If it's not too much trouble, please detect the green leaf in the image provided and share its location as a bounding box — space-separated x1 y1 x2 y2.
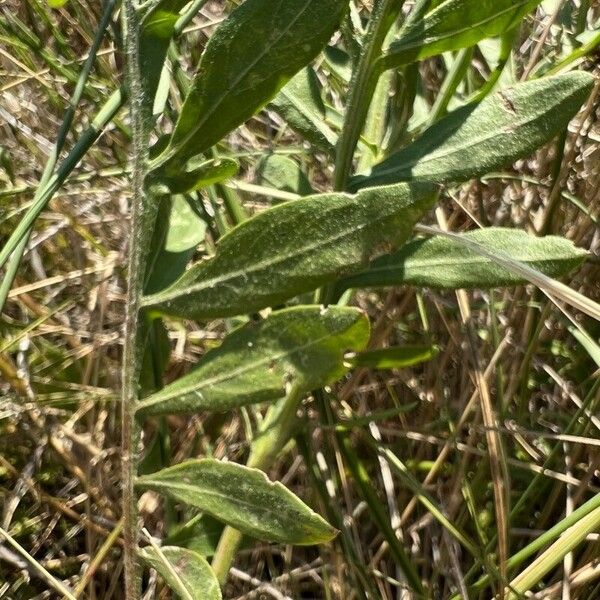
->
324 45 352 83
338 228 587 291
139 0 189 115
155 0 348 171
139 545 221 600
136 459 338 545
382 0 542 68
255 153 314 199
350 72 594 189
347 345 439 370
136 305 369 416
270 68 338 155
160 157 239 195
141 182 436 320
145 196 206 294
163 196 207 254
165 514 224 558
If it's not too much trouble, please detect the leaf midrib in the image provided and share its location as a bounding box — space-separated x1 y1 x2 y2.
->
368 84 569 181
138 476 317 539
142 194 411 307
362 254 576 275
387 0 532 56
137 321 355 409
158 0 316 166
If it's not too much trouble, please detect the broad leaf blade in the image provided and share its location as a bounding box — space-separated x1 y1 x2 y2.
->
350 72 594 189
338 228 587 290
136 306 369 416
270 68 338 155
141 182 436 319
156 0 348 170
139 545 221 600
382 0 542 68
136 459 338 545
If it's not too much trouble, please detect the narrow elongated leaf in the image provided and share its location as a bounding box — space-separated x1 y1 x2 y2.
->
139 0 189 114
270 68 338 155
347 345 439 370
136 459 338 545
338 228 587 291
136 306 369 416
140 182 436 319
350 72 594 189
382 0 542 68
161 157 239 194
139 546 221 600
155 0 348 171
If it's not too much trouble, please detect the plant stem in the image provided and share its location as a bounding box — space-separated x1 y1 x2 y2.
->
333 0 403 191
121 1 149 598
211 384 304 585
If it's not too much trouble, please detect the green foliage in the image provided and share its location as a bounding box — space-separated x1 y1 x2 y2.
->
6 0 597 597
348 344 439 369
382 0 543 68
136 459 338 545
159 157 239 195
271 68 338 155
139 0 190 116
350 72 594 189
144 195 206 294
139 546 221 600
141 182 435 319
339 228 588 290
255 153 314 198
153 0 348 173
136 306 369 416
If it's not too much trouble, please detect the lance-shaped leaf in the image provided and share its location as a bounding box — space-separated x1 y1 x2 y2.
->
140 182 436 320
347 345 439 370
136 459 338 545
139 546 221 600
338 228 587 291
154 0 348 171
139 0 189 115
136 306 369 416
350 72 594 190
270 68 338 155
381 0 542 69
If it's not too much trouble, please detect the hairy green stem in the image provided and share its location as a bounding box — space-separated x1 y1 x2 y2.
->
211 384 304 585
121 1 149 597
333 0 404 191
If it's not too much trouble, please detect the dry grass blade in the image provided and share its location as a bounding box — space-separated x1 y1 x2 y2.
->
0 525 77 600
415 224 600 321
505 504 600 599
